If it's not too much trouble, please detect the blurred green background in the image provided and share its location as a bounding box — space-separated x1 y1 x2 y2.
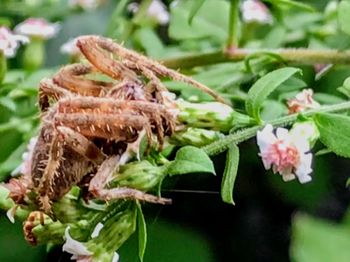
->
0 0 349 261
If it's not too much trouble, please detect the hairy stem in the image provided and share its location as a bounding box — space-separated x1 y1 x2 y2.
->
203 101 350 156
162 48 350 69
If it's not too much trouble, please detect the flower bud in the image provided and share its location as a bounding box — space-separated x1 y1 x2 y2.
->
111 160 165 191
289 120 320 148
176 100 253 132
170 127 223 147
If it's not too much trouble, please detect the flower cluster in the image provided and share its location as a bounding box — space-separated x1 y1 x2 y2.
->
128 0 170 25
256 123 317 184
287 89 320 114
0 27 29 58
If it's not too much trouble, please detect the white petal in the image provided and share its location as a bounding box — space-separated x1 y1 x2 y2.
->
112 252 119 262
6 206 16 223
256 124 276 152
281 173 296 182
91 222 103 238
295 153 313 183
63 227 92 257
275 127 289 140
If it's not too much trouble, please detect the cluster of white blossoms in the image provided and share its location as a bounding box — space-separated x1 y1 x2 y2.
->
128 0 170 25
241 0 272 24
257 89 320 184
0 27 29 58
14 18 60 40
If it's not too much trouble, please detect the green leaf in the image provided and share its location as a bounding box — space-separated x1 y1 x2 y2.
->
167 146 215 176
314 113 350 158
267 0 315 12
136 202 147 262
169 0 229 42
338 1 350 36
221 144 239 205
188 0 206 24
245 67 301 122
291 213 350 262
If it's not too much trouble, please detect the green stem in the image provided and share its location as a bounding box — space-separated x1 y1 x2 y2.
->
161 48 350 69
0 51 7 84
203 101 350 156
227 0 240 49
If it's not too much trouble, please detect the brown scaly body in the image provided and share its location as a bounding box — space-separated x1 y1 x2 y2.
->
5 35 224 221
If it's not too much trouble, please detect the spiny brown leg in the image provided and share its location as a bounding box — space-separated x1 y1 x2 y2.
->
54 112 150 142
77 35 226 103
53 64 113 97
39 78 72 112
56 126 106 165
76 36 138 81
37 131 62 214
89 156 171 205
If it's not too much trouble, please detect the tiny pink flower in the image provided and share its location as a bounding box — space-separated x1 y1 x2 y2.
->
287 89 320 114
60 38 80 56
257 124 312 183
15 18 60 39
241 0 272 24
0 27 29 58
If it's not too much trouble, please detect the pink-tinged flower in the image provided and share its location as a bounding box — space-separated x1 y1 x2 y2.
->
241 0 272 24
69 0 100 10
0 27 29 58
14 18 60 39
256 124 313 183
287 89 320 114
60 38 80 56
128 0 170 25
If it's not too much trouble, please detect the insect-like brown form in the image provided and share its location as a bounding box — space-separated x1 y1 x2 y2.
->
6 35 225 217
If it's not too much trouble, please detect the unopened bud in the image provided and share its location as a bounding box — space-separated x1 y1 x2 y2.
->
170 127 223 147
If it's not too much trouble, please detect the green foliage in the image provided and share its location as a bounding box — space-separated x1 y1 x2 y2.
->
136 202 147 262
221 144 239 205
314 113 350 158
245 67 301 122
338 1 350 36
167 146 215 176
291 213 350 262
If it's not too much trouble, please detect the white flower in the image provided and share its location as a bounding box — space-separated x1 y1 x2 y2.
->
256 124 313 183
69 0 99 10
63 226 119 262
241 0 272 24
287 89 320 114
15 18 60 39
0 27 29 58
60 38 80 56
128 0 170 25
63 227 92 261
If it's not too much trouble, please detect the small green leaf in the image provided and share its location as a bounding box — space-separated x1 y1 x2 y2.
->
338 1 350 36
221 144 239 205
188 0 205 24
136 202 147 262
245 67 301 122
314 113 350 158
167 146 215 176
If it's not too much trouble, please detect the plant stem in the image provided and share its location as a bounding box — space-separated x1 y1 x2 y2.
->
161 48 350 69
227 0 240 49
203 101 350 156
